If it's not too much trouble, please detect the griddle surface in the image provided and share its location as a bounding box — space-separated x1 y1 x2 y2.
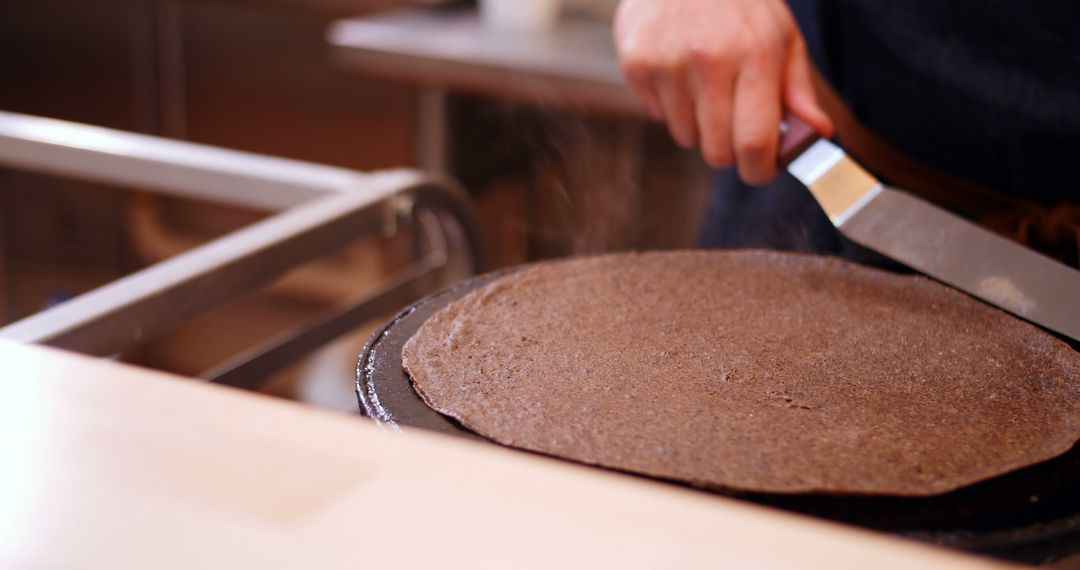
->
356 269 1080 565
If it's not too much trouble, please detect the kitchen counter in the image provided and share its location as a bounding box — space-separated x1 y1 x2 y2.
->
328 5 640 116
0 340 1013 569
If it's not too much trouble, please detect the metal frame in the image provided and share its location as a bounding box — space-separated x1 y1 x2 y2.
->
0 110 482 383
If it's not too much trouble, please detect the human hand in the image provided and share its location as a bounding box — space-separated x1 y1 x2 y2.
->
615 0 834 185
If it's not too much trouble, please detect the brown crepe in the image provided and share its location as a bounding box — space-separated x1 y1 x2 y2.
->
402 250 1080 496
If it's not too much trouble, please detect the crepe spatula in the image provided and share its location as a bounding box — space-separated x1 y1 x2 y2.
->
779 115 1080 342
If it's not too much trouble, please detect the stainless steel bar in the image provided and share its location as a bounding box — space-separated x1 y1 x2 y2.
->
197 188 485 388
200 257 443 388
406 183 486 280
0 172 477 356
0 110 368 210
0 110 482 368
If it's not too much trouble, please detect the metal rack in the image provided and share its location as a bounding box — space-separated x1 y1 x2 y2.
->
0 110 482 387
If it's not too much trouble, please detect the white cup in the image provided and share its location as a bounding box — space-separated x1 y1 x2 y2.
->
480 0 563 32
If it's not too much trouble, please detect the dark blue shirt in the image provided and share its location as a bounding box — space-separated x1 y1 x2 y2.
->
816 1 1080 204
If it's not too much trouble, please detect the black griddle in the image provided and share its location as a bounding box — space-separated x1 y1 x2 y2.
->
356 270 1080 566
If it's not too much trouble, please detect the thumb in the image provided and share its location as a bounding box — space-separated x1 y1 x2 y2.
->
783 37 834 138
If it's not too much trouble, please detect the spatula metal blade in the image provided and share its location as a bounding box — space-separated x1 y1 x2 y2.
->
788 139 1080 341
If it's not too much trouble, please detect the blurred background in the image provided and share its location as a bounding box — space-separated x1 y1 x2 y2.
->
0 0 709 411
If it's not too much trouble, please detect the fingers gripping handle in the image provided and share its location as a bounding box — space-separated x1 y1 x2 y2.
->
779 113 821 167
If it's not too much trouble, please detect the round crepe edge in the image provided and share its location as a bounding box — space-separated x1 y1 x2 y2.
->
402 250 1080 497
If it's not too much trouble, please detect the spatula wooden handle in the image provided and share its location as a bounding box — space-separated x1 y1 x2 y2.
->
779 113 821 167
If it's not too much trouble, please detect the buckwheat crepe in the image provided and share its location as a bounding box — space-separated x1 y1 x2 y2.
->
402 251 1080 496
